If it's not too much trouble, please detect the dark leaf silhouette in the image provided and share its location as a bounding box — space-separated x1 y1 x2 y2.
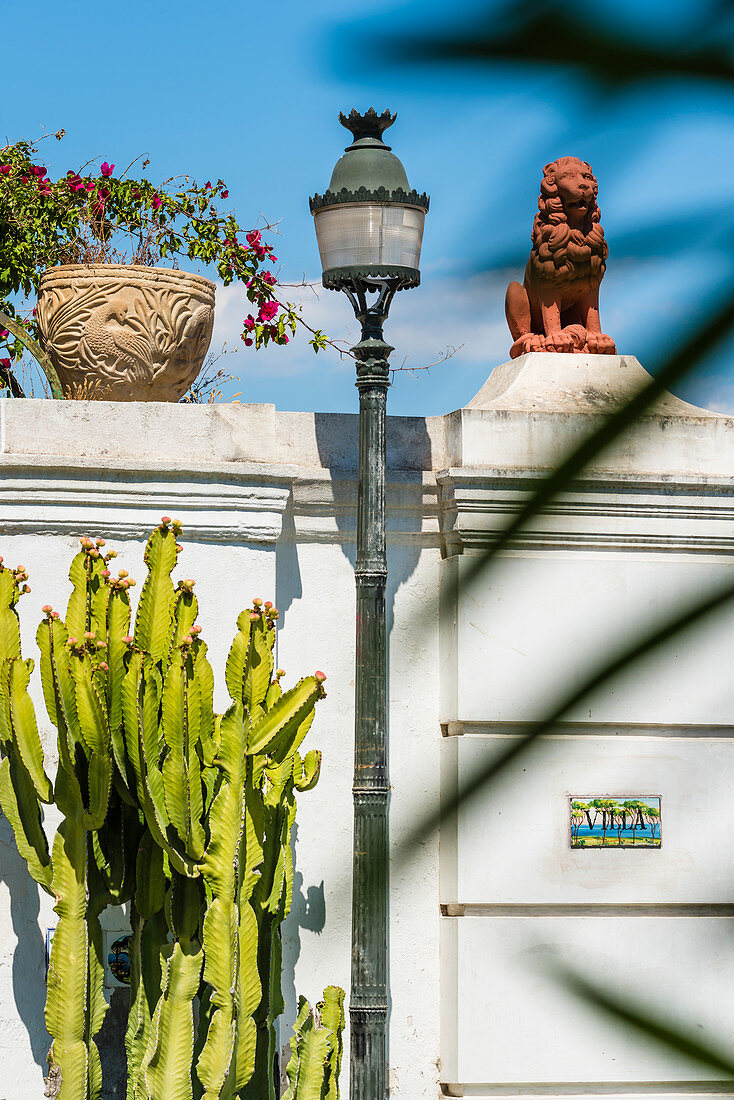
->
552 960 734 1078
406 572 734 853
380 0 734 89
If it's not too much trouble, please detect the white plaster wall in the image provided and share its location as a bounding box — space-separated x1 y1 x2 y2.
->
0 394 444 1099
437 354 734 1100
0 352 733 1100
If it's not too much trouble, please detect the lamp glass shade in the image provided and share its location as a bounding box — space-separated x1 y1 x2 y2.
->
314 203 425 276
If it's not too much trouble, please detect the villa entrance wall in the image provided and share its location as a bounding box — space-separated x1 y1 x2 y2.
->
0 352 732 1099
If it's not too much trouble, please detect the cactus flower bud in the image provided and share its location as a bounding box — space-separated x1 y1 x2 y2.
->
42 604 53 614
122 635 133 645
252 597 263 607
264 600 273 609
51 611 60 620
190 624 202 635
0 556 4 564
106 549 118 559
118 569 128 579
21 584 30 593
249 612 259 622
96 640 106 650
275 668 285 679
101 569 110 578
98 662 109 672
181 634 193 646
80 536 92 547
270 610 279 620
128 578 136 587
161 515 171 525
175 543 183 553
315 670 327 682
84 631 95 641
172 518 182 530
183 579 195 590
96 538 105 547
121 579 129 589
67 637 78 646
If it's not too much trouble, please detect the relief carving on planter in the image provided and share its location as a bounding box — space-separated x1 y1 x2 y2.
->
37 264 215 401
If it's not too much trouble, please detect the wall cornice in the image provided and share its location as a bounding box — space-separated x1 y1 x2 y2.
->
0 454 297 543
437 466 734 558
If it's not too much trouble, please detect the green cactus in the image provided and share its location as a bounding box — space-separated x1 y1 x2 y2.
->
282 987 345 1100
0 520 343 1100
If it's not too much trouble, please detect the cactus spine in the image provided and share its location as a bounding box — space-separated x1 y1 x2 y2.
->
0 522 342 1099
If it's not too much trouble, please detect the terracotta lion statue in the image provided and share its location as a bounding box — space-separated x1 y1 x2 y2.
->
505 156 616 358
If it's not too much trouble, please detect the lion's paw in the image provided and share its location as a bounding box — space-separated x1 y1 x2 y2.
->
510 333 545 359
587 332 617 354
545 329 574 353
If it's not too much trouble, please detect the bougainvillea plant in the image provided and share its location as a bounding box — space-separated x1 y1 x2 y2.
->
0 132 329 389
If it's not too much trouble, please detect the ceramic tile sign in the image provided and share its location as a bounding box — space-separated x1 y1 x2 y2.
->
104 930 132 988
570 796 661 849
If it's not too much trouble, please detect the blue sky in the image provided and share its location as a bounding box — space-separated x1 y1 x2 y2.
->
4 0 733 415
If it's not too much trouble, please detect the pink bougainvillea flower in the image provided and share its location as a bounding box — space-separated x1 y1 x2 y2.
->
31 165 47 177
221 190 229 198
0 165 12 175
258 301 278 323
100 162 114 177
86 181 95 191
246 230 261 247
262 272 276 286
151 194 162 210
243 337 253 347
98 187 110 200
243 316 256 331
270 255 278 263
0 330 8 339
205 180 212 189
0 358 11 368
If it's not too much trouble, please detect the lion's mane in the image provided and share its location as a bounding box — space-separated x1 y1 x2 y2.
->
528 156 608 284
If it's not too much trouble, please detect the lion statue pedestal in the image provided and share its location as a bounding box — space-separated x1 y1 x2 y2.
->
505 156 616 359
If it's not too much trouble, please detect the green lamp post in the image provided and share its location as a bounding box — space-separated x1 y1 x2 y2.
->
310 109 429 1099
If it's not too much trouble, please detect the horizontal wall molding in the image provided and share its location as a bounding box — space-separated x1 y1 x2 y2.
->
441 904 734 918
444 721 734 739
441 1083 734 1098
437 469 734 558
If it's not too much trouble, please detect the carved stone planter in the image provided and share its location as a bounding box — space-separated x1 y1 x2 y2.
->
36 264 215 401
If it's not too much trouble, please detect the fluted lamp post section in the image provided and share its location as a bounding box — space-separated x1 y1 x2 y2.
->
310 108 429 1099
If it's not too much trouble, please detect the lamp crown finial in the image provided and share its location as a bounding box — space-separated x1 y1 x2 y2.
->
338 108 396 144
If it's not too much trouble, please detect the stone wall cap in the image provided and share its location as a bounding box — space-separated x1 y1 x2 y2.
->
466 352 725 418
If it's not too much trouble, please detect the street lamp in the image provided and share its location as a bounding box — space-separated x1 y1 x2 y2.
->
310 108 429 1099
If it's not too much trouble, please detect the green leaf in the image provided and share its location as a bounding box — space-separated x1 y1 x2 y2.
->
243 614 274 712
225 610 252 705
0 755 52 891
134 526 178 661
248 677 322 756
141 941 203 1100
7 657 52 802
294 749 322 793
